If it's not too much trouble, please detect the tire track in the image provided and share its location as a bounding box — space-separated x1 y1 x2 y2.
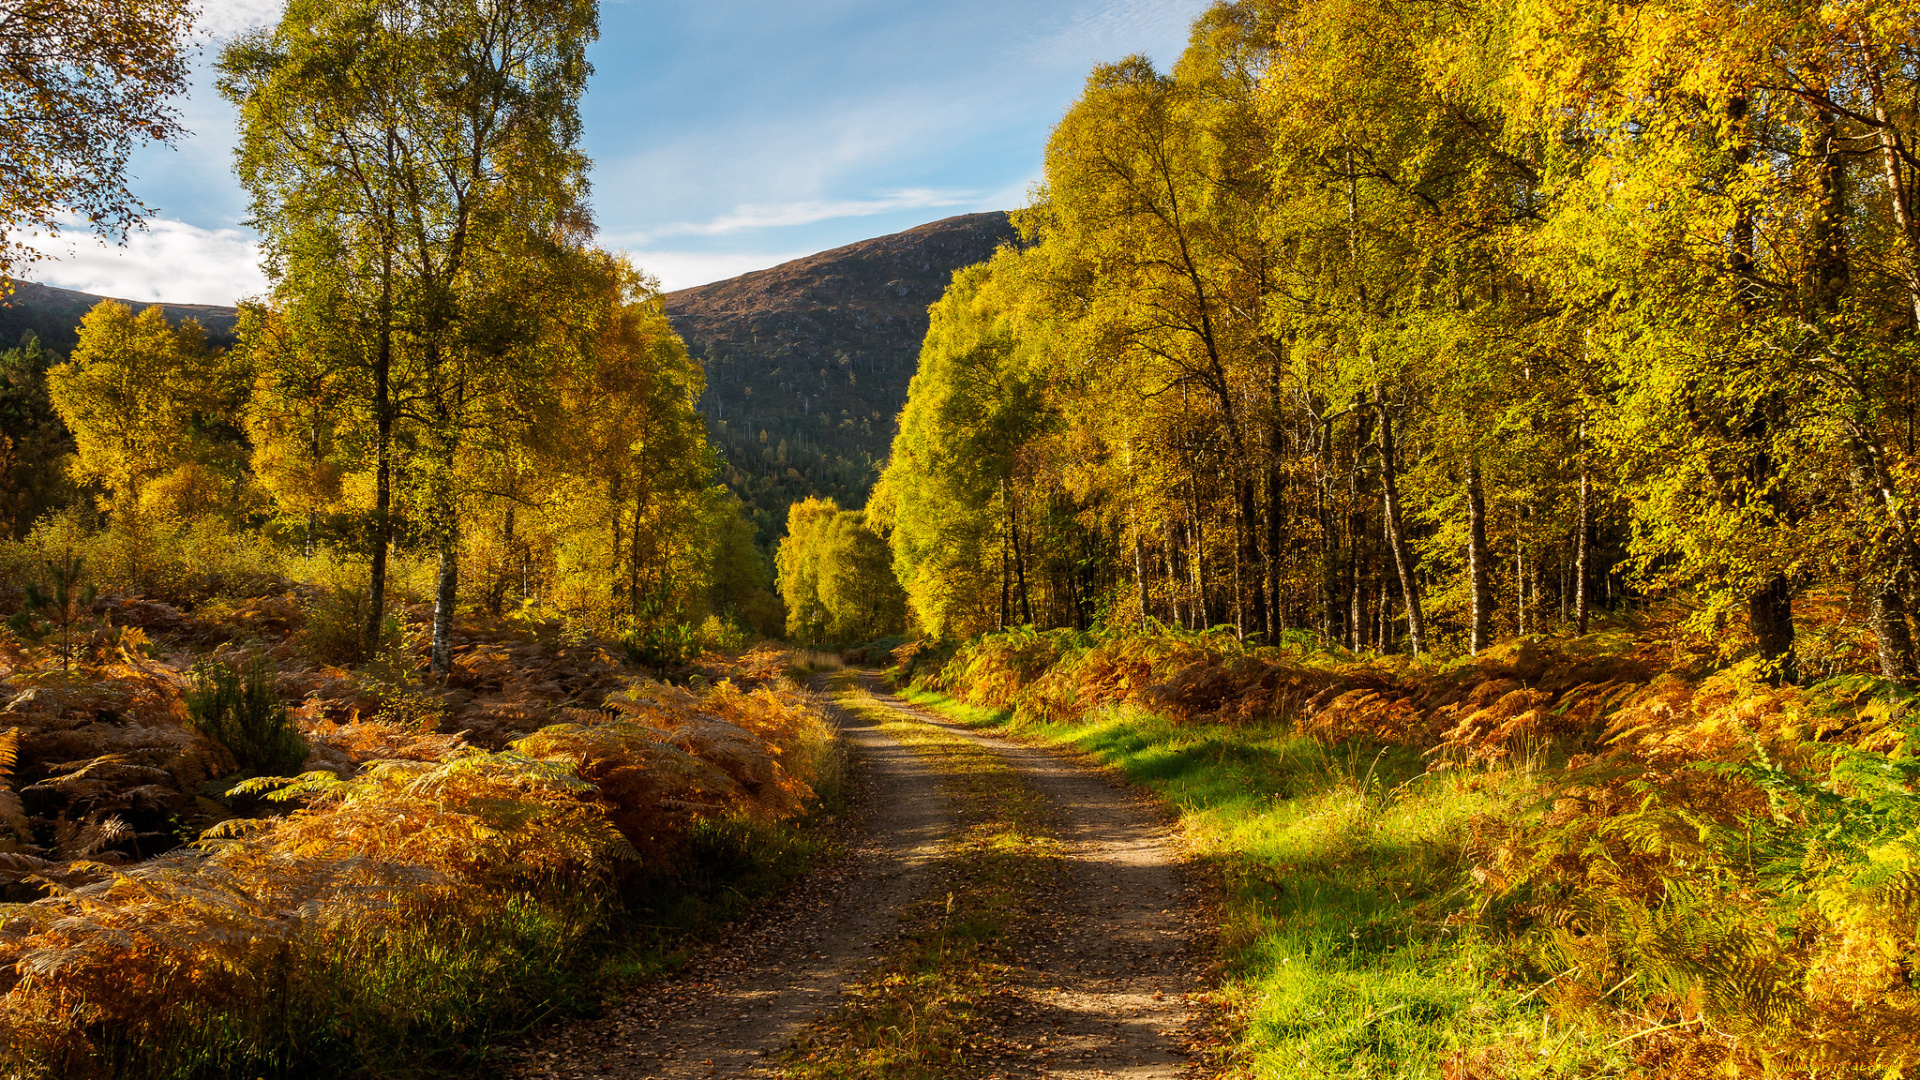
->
856 677 1200 1079
503 682 952 1079
504 674 1201 1079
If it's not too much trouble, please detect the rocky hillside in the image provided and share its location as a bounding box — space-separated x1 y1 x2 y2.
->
0 280 240 354
666 211 1016 543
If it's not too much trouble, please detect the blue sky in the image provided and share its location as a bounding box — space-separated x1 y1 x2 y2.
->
26 0 1211 304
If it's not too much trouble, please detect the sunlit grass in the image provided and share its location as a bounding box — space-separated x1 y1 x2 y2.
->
897 688 1604 1078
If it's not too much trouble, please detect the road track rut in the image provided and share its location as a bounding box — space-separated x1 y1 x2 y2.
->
505 676 1200 1079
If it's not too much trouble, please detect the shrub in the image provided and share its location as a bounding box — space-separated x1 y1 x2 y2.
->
294 584 406 667
183 656 308 776
624 622 699 668
5 510 284 604
0 673 837 1078
698 614 753 654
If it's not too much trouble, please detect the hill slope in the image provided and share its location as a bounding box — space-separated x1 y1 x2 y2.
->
0 214 1015 547
666 211 1016 542
0 280 240 354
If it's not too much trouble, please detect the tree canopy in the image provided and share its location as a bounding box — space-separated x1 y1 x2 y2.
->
0 0 194 279
871 0 1920 684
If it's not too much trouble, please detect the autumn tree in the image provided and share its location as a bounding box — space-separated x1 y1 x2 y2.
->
1507 0 1920 680
1031 46 1278 639
0 0 194 279
223 0 597 673
777 496 907 645
880 0 1610 659
875 256 1055 638
46 302 244 519
238 303 351 556
535 252 709 624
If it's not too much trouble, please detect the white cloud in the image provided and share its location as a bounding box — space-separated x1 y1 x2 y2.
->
195 0 284 40
621 249 812 293
639 188 975 241
22 221 794 303
23 219 266 306
587 82 1016 246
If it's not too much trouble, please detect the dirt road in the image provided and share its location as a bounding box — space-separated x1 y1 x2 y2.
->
504 677 1200 1079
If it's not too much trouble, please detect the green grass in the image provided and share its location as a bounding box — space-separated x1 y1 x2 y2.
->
897 688 1598 1078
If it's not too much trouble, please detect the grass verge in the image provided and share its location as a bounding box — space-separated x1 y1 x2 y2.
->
896 687 1595 1078
781 684 1057 1080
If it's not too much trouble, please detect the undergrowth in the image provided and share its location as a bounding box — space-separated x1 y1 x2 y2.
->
0 670 845 1079
904 625 1920 1078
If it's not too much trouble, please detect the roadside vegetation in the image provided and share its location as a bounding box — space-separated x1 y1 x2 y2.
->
894 623 1920 1077
0 566 842 1078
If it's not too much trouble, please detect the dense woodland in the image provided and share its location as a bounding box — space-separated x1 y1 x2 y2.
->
839 4 1920 1071
862 0 1920 686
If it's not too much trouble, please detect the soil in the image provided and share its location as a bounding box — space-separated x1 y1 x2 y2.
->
502 676 1202 1079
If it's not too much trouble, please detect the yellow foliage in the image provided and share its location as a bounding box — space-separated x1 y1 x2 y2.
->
0 669 834 1076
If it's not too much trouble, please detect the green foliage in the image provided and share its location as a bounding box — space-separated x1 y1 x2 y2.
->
220 0 607 673
183 656 309 776
0 335 76 539
623 622 699 669
775 496 909 645
7 551 98 670
704 489 784 636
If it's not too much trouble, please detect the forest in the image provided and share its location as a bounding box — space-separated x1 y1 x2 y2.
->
803 0 1920 1073
3 0 1920 1075
869 0 1920 678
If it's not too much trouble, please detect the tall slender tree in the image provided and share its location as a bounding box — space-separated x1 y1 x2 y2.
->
222 0 597 674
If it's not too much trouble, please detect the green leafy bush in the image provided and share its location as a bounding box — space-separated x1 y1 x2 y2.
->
697 614 752 654
624 623 699 668
184 656 308 775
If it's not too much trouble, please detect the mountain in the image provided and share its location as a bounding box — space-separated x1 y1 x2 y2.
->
665 211 1017 544
0 214 1016 547
0 280 241 355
